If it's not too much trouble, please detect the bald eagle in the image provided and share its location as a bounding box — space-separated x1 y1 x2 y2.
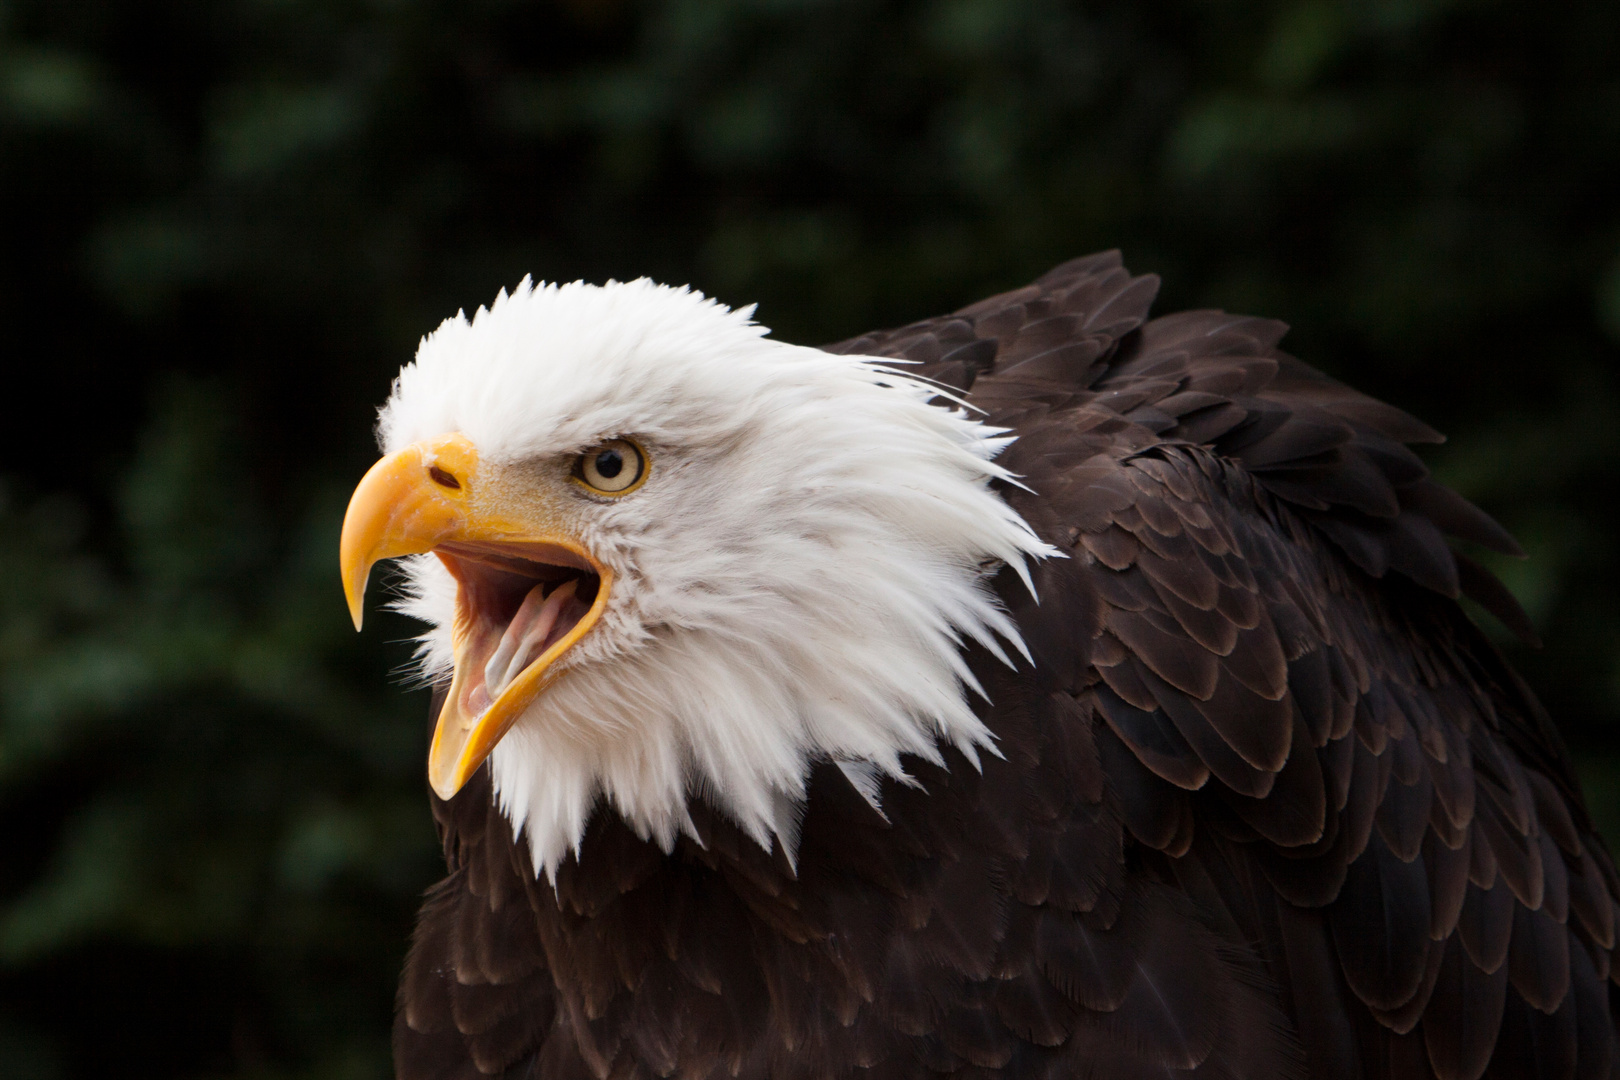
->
341 252 1619 1080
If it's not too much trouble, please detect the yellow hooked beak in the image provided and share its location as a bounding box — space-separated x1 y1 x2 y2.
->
340 433 612 800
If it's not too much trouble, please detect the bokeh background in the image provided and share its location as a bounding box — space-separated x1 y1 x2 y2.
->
1 0 1617 1076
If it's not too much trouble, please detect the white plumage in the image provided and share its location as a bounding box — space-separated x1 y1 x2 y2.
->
382 278 1053 877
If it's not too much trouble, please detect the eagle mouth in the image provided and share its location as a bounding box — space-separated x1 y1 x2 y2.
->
338 432 617 799
436 540 604 720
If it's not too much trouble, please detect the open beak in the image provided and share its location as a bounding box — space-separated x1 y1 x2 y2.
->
340 433 612 799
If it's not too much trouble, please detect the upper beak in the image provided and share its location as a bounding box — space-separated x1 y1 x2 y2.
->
340 433 612 799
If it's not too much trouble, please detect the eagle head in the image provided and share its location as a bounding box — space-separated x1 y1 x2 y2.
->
341 278 1052 877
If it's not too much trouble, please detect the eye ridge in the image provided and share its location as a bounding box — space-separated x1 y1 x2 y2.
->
574 438 648 496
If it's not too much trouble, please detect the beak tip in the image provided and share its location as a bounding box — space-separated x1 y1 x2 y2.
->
427 740 473 801
429 771 465 802
342 565 369 632
343 588 365 632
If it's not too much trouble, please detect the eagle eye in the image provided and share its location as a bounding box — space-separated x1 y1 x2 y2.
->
574 438 648 496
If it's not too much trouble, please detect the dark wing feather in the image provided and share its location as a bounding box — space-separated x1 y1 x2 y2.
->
953 259 1617 1079
397 253 1618 1080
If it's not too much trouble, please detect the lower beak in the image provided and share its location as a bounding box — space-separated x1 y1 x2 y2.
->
339 433 611 799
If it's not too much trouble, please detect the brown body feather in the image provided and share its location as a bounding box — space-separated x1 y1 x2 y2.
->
395 253 1620 1080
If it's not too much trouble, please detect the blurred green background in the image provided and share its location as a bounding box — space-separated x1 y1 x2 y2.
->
1 0 1617 1076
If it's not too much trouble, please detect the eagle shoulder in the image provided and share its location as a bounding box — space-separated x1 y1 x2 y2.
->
851 252 1618 1080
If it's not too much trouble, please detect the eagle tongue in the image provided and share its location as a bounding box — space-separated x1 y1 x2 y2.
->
484 579 578 697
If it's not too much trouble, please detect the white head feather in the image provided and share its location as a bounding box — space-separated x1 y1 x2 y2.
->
379 277 1053 878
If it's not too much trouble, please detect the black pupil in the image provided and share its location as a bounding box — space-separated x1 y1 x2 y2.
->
595 449 624 479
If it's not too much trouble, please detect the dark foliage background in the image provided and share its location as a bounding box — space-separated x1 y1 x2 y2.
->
0 0 1617 1076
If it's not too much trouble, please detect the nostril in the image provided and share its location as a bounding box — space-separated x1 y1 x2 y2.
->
429 466 461 490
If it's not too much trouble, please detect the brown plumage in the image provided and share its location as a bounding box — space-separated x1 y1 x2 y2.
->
394 253 1620 1080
